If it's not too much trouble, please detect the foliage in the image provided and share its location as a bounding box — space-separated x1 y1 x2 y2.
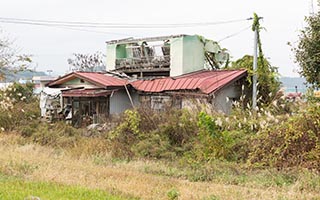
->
167 188 179 200
106 108 198 160
2 82 34 103
0 83 39 131
67 51 105 72
28 122 82 148
107 110 142 158
192 111 235 161
293 10 320 88
230 55 280 105
0 30 32 80
248 103 320 171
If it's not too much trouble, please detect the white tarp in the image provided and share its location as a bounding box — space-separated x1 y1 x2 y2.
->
39 87 62 117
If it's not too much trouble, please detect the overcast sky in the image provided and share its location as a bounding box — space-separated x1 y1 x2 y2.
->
0 0 318 77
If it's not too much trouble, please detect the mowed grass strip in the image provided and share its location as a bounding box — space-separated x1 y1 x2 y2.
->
0 174 128 200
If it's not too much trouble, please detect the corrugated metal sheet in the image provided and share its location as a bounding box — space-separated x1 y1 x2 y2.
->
76 72 127 87
48 70 247 95
47 72 127 88
131 69 247 94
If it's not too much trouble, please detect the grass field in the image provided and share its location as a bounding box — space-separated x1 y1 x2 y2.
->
0 133 319 200
0 174 127 200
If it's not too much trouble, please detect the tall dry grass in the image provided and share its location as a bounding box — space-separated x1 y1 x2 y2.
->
0 133 319 200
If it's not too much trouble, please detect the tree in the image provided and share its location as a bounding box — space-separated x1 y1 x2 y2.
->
67 52 105 72
230 55 280 105
294 5 320 88
0 30 32 81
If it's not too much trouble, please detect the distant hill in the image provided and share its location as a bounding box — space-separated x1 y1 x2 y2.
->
280 77 308 93
1 70 47 82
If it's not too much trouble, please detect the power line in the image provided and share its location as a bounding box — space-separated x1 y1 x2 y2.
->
0 17 251 29
0 19 140 37
218 25 251 42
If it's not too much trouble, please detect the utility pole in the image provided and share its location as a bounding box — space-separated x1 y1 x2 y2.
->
252 25 258 111
252 14 262 111
310 0 314 14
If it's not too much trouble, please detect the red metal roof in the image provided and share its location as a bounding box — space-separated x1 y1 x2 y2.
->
47 72 127 88
130 69 247 94
48 70 247 95
62 88 113 97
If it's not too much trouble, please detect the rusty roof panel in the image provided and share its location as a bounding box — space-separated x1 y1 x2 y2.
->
49 69 247 95
131 69 247 94
75 72 127 87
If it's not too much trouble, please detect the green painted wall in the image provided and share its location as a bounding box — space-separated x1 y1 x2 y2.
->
170 35 205 76
60 78 97 88
182 35 205 74
170 37 184 76
106 44 117 71
116 44 127 58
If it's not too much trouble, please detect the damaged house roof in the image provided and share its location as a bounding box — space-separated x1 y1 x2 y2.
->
46 71 127 88
130 69 247 94
47 69 247 96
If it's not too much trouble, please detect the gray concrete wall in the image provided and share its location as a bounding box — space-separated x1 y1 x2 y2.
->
213 83 242 114
109 88 139 115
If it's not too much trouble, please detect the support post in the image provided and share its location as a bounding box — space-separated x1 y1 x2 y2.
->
124 84 135 108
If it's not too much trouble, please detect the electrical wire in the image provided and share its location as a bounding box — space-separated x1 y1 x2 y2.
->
218 25 252 42
0 16 253 39
0 17 252 28
0 19 140 37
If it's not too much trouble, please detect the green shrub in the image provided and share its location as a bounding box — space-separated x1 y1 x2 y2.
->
106 108 198 160
248 103 320 171
0 83 39 132
29 122 82 148
0 101 40 132
3 82 35 103
167 188 179 200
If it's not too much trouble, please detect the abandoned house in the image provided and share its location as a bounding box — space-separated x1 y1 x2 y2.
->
45 34 248 125
46 71 138 125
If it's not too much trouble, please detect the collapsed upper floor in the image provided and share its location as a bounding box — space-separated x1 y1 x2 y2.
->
106 34 229 77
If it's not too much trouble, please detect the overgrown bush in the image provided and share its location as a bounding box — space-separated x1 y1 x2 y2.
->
248 103 320 171
106 108 198 160
0 82 39 131
29 122 82 148
185 112 236 162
